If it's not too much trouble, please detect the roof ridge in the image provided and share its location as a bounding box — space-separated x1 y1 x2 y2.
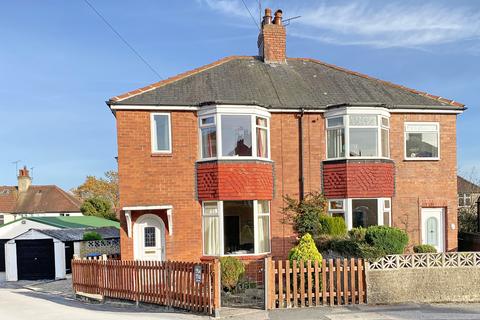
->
289 58 464 108
109 55 254 103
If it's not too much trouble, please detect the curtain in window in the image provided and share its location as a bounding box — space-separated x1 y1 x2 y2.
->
327 128 345 158
203 216 220 255
257 127 268 158
201 127 217 158
257 215 270 253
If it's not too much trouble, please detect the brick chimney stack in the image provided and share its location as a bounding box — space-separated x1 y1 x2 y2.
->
18 166 31 193
257 8 286 64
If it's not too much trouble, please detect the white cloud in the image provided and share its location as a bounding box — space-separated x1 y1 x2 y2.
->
199 0 480 50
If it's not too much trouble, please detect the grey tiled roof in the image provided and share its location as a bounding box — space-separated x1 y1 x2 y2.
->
36 227 119 242
110 57 463 110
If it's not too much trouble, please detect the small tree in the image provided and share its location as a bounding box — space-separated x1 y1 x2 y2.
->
283 192 327 238
220 257 245 291
288 233 323 265
81 197 118 221
83 231 103 241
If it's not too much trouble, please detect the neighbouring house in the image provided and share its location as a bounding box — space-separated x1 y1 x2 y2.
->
0 216 119 281
0 167 83 225
458 176 480 211
107 8 465 261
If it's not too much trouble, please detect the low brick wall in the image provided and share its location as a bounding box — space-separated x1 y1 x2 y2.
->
367 253 480 304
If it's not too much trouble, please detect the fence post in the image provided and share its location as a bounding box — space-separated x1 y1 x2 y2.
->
213 259 221 318
264 256 274 310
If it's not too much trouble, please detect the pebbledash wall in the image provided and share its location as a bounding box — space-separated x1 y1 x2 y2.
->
116 110 458 261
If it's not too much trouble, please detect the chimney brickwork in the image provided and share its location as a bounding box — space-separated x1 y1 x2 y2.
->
258 8 286 64
18 166 31 193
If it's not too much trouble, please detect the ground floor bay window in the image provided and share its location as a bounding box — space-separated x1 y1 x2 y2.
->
202 200 270 256
327 198 391 229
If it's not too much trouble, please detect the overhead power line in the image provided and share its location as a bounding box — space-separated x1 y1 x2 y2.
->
82 0 163 79
241 0 260 30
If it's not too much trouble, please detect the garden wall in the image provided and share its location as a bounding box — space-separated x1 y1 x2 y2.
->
367 252 480 304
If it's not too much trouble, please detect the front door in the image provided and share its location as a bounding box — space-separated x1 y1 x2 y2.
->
134 214 165 261
421 208 445 252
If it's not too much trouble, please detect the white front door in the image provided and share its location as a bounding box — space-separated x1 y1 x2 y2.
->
134 214 166 261
421 208 445 252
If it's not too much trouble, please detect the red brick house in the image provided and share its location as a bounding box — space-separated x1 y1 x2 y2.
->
108 9 464 261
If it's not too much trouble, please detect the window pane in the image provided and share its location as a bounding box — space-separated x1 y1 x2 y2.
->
257 200 270 214
383 211 391 227
256 117 268 127
153 115 170 151
349 128 377 157
257 215 270 253
203 202 218 216
327 117 343 127
203 216 220 255
352 199 378 228
384 199 391 209
381 128 389 157
329 200 344 210
349 115 377 126
201 117 214 126
221 115 252 156
465 195 472 206
223 201 254 254
201 127 217 158
406 132 438 158
327 128 345 158
257 127 268 158
144 227 156 247
381 117 389 127
459 197 465 207
426 217 438 246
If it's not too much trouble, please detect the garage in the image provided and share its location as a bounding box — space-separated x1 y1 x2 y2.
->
16 239 55 280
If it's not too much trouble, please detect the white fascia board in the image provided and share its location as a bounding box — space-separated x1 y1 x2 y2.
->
389 108 464 114
110 105 198 111
198 104 271 118
122 205 173 211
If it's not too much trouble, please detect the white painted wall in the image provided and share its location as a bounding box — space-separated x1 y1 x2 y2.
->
0 213 15 224
13 212 83 219
5 230 66 281
0 220 60 240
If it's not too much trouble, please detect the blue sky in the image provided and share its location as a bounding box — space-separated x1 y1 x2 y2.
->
0 0 479 190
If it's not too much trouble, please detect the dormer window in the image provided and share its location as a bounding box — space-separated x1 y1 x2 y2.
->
198 106 271 161
326 108 390 160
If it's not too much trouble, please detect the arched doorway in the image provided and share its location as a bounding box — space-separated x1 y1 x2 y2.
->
134 214 166 261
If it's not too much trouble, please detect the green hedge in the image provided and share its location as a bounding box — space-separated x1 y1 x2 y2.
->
413 244 437 253
365 226 409 255
319 215 347 237
83 231 103 241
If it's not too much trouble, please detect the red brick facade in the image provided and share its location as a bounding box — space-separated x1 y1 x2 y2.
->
323 161 395 198
115 109 459 261
196 161 274 201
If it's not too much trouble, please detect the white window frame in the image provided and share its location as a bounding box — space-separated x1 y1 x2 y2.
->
199 115 217 160
325 107 390 160
331 198 391 230
458 193 472 208
328 199 345 212
404 122 440 161
151 113 172 154
201 200 271 256
197 105 271 161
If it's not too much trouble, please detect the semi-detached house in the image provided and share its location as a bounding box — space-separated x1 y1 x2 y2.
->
108 8 465 262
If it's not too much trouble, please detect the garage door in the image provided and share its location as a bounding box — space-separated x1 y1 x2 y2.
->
16 239 55 280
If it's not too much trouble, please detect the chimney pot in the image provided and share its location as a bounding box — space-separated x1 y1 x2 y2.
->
263 8 272 25
273 9 283 25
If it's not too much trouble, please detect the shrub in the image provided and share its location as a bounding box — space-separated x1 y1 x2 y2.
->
81 197 117 221
83 231 103 241
283 192 327 237
288 233 323 265
365 226 409 255
413 244 437 253
348 227 367 242
220 257 245 291
319 215 347 237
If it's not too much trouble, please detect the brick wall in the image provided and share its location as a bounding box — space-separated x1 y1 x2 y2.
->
323 160 395 198
116 110 459 261
258 23 286 63
196 161 274 201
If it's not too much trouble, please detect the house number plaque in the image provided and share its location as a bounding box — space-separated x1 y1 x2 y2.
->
194 265 202 284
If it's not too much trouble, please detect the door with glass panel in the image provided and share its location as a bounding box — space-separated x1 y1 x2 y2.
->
421 208 445 252
134 214 166 260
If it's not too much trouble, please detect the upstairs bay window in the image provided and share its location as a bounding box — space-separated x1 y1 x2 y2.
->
326 112 390 159
199 110 270 160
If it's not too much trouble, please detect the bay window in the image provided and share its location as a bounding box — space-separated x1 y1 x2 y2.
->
405 122 439 160
326 111 390 159
202 200 271 256
198 107 270 160
327 198 391 229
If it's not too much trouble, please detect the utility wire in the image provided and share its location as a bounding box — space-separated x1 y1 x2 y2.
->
82 0 163 79
241 0 260 30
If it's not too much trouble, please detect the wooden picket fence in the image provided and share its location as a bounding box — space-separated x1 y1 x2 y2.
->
72 259 220 315
267 258 366 308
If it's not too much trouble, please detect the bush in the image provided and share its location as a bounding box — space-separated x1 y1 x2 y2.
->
288 233 323 265
283 192 327 238
348 227 367 242
319 215 347 237
81 197 118 221
83 231 103 241
220 257 245 291
413 244 437 253
365 226 409 255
